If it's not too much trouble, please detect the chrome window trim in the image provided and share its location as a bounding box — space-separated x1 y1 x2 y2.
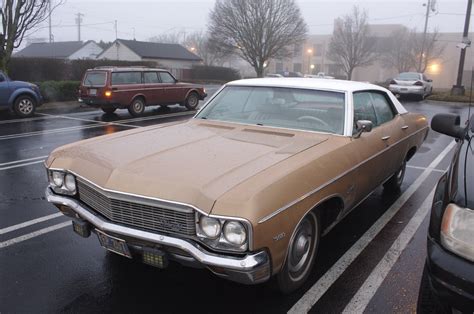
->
258 125 429 224
45 167 253 250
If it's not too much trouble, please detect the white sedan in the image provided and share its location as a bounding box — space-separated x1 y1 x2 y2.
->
388 72 433 100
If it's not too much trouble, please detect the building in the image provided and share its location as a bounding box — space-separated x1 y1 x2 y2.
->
97 39 203 79
268 24 473 89
14 41 103 60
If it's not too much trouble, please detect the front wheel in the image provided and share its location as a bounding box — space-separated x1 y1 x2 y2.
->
13 95 36 118
184 92 199 110
277 211 320 294
384 159 406 192
128 98 145 117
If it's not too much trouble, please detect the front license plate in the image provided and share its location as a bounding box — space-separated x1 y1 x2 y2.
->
96 229 132 258
89 89 97 96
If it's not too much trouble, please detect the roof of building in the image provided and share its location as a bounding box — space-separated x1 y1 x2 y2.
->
113 39 202 61
14 41 95 58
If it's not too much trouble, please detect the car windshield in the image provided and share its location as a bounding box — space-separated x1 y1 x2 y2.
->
83 72 106 87
196 86 346 134
396 72 420 81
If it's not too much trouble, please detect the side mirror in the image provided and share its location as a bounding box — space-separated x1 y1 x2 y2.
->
431 113 466 139
354 120 373 138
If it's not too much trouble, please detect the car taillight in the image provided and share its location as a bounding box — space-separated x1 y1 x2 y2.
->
104 90 112 97
390 80 396 85
414 81 423 86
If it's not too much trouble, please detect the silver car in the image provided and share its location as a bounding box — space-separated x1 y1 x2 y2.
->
389 72 433 100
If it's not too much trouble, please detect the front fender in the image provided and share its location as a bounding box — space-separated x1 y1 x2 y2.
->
8 88 41 108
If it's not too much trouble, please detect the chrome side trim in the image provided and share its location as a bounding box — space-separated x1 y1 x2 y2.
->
46 187 267 272
258 125 428 224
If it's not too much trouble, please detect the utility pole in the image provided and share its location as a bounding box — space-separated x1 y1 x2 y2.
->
452 0 472 96
114 20 118 40
75 13 84 41
418 0 432 72
48 0 53 43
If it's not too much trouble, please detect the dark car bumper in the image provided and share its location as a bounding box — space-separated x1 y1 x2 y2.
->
79 97 117 108
426 238 474 312
200 93 208 100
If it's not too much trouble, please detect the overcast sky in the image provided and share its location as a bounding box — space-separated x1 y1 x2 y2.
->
25 0 470 45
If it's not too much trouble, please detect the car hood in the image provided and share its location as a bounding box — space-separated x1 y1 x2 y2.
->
47 120 328 213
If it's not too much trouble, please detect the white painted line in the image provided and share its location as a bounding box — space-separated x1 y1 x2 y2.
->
0 213 64 235
0 115 58 124
407 165 445 173
0 155 48 167
342 187 435 313
0 159 45 171
288 141 456 314
0 221 71 249
36 113 140 128
0 124 101 140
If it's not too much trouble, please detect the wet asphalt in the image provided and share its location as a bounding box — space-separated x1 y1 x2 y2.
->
0 93 471 313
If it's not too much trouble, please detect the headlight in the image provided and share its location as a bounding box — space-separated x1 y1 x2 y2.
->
48 170 77 196
64 174 76 193
52 171 64 187
197 214 250 252
223 221 247 245
440 203 474 262
199 216 221 239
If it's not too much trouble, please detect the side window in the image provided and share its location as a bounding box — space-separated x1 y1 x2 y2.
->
370 92 395 125
111 72 142 85
144 72 159 84
158 72 176 83
353 92 377 127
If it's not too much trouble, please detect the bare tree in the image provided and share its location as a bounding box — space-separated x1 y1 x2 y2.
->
1 0 62 73
380 28 445 73
183 31 232 66
149 31 186 44
208 0 307 77
328 6 376 80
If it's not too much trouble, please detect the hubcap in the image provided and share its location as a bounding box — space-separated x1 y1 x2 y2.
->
288 216 316 280
19 99 33 114
133 101 143 112
188 95 198 107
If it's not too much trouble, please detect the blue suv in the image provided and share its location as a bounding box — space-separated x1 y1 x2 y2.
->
0 71 43 117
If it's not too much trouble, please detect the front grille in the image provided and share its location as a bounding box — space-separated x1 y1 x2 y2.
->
77 178 196 236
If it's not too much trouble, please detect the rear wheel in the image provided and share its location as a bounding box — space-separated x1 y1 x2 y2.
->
184 92 199 110
128 98 145 116
101 107 117 114
277 211 320 294
13 95 36 118
384 159 406 192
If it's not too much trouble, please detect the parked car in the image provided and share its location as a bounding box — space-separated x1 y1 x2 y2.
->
265 73 283 78
78 67 207 116
304 72 335 79
45 78 428 293
388 72 433 100
0 70 43 118
417 113 473 313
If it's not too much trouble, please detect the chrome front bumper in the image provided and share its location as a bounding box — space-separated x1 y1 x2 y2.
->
46 188 271 285
389 85 425 95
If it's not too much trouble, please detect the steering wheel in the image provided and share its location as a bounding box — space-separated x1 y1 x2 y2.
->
297 115 330 127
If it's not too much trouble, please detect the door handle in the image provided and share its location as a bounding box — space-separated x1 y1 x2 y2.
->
381 136 391 141
401 125 409 130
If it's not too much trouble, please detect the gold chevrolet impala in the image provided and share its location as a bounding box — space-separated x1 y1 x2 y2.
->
45 78 428 292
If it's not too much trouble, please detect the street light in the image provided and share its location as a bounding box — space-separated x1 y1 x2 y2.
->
307 49 313 74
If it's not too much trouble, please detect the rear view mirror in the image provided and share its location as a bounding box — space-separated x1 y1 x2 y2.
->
354 120 373 138
431 113 466 140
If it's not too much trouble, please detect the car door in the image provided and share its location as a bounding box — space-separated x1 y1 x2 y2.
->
158 71 180 104
111 72 143 106
0 72 11 107
350 91 395 201
370 91 408 177
143 72 163 105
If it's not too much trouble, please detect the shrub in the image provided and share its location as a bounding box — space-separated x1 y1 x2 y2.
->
190 65 240 83
37 81 81 102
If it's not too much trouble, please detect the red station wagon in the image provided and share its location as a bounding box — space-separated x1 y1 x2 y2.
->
78 67 207 116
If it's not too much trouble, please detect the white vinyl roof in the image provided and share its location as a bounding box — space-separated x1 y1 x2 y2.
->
226 77 407 114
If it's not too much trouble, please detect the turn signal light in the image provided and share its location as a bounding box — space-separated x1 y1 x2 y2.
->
104 90 112 97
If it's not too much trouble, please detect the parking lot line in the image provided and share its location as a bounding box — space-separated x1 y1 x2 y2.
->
36 113 141 128
0 124 102 140
0 159 45 171
342 187 435 313
0 212 64 235
0 155 48 167
288 140 456 314
0 221 71 249
407 165 445 173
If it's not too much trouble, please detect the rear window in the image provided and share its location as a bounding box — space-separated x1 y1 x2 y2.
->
111 72 142 85
396 72 420 81
83 72 106 87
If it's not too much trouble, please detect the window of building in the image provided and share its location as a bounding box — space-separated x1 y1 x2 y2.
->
293 63 302 73
275 62 284 73
314 44 323 56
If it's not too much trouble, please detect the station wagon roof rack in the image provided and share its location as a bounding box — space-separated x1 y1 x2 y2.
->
91 66 167 72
